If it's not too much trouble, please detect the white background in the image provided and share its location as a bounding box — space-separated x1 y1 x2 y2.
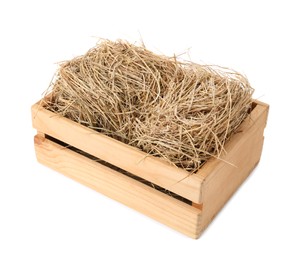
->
1 0 296 259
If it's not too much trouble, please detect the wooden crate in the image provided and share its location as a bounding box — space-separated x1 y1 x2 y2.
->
31 99 268 238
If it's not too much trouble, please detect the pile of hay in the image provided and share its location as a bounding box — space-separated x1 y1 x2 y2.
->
44 39 253 173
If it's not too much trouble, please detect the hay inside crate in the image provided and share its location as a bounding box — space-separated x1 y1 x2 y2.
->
44 40 254 174
32 40 268 238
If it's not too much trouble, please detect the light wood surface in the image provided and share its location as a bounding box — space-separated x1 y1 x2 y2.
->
32 103 202 203
197 102 269 233
34 134 201 238
32 100 268 238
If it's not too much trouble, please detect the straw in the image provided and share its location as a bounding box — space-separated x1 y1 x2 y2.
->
43 39 254 173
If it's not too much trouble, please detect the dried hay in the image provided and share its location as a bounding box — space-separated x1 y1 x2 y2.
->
43 39 254 173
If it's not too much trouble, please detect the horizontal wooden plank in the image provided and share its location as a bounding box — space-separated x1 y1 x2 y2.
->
34 134 201 238
32 103 202 203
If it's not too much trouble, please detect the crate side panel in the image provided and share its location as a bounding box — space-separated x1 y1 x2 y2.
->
34 135 201 238
32 103 202 203
198 102 268 233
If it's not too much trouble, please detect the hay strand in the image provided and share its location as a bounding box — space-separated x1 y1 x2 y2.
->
43 39 254 173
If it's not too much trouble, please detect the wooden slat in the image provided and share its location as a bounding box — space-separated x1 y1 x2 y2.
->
34 135 201 238
32 103 202 203
197 102 269 233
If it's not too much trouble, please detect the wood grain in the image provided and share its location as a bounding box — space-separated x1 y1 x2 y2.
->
197 102 269 233
34 135 201 238
32 104 202 203
32 99 268 238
